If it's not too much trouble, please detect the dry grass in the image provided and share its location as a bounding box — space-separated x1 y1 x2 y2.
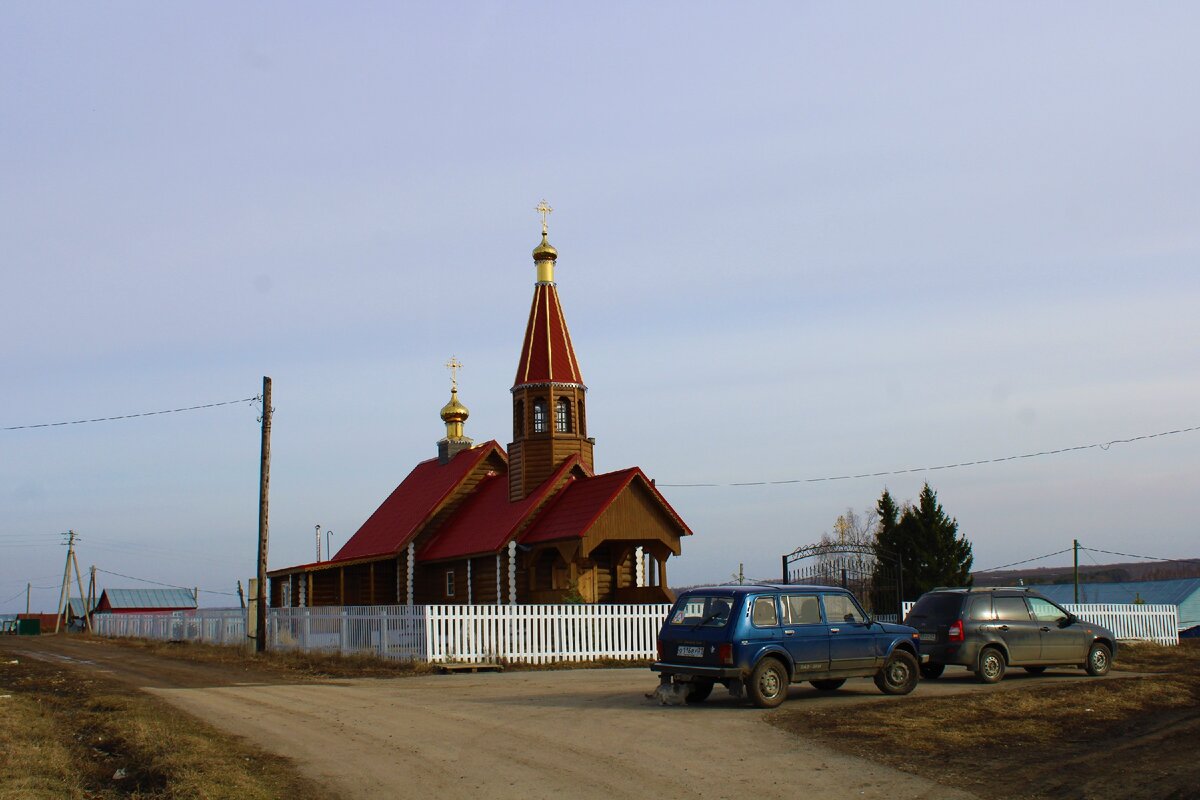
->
0 655 333 800
771 639 1200 800
99 634 649 677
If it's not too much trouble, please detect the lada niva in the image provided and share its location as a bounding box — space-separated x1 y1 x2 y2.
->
652 584 924 707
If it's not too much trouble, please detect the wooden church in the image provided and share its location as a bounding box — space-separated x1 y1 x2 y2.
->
268 206 691 607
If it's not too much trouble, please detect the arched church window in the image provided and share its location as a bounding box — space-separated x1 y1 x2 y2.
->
532 399 547 433
555 397 571 432
514 400 525 436
578 399 586 436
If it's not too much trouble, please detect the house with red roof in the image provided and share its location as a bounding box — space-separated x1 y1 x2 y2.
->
267 210 691 606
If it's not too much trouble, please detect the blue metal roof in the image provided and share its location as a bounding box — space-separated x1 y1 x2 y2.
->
1036 578 1200 607
67 598 90 616
100 588 197 610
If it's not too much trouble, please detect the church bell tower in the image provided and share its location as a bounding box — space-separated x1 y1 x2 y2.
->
508 201 594 501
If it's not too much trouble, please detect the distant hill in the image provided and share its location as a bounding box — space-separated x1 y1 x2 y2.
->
973 559 1200 587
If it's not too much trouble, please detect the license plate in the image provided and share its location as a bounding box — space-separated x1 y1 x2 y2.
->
677 645 704 657
920 632 937 642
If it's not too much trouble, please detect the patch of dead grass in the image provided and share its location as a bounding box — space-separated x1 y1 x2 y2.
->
0 654 333 800
771 640 1200 800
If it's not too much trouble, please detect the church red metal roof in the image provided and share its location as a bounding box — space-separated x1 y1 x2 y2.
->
519 467 692 546
513 283 583 388
331 442 502 562
417 456 586 562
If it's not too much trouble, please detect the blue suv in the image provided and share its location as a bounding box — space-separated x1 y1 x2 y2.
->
652 584 924 707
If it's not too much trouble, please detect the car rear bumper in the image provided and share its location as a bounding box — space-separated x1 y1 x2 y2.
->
651 661 743 679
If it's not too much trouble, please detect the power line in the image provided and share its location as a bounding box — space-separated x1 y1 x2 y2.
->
658 423 1200 487
1080 547 1200 567
975 548 1074 573
3 396 260 432
93 568 238 597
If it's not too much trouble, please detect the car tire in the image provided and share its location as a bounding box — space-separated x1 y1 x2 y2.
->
748 658 789 708
1086 643 1111 677
976 646 1006 684
874 650 919 695
920 663 945 680
685 680 714 703
1024 666 1047 675
810 678 846 692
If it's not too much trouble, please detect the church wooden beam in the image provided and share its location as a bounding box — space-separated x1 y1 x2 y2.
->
339 567 345 605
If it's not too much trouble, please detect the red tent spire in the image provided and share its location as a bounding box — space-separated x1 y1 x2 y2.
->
513 201 584 389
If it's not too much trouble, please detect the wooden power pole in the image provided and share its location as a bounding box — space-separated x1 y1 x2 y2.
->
255 376 273 653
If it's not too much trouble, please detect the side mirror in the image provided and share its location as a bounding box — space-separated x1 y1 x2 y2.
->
1061 613 1076 627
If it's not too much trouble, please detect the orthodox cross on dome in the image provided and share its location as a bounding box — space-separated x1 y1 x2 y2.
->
445 356 463 390
535 199 553 235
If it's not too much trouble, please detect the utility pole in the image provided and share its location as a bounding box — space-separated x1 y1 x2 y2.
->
87 566 96 617
315 524 322 563
1073 538 1080 604
237 579 245 609
26 583 30 615
54 530 78 633
71 546 90 633
255 376 273 653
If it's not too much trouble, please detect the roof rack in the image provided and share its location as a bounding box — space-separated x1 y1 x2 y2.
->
929 586 1040 593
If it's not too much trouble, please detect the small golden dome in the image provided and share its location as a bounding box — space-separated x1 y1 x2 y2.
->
532 232 558 262
440 388 469 423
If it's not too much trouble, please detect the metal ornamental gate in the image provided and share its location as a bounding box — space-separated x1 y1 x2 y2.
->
781 543 904 621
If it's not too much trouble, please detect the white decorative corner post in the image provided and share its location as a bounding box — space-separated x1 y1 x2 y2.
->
466 558 473 604
635 546 645 588
495 554 502 605
406 542 415 605
508 540 517 605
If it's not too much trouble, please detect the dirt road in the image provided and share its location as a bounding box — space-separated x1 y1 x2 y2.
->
4 636 999 799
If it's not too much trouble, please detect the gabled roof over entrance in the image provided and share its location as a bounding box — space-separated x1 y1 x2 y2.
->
520 466 692 548
332 441 504 562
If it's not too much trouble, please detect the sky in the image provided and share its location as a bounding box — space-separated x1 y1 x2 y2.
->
3 4 1198 613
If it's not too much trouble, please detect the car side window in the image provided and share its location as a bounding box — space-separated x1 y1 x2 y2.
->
967 596 995 620
1028 597 1068 624
782 595 822 625
822 593 866 624
751 596 780 627
993 596 1032 621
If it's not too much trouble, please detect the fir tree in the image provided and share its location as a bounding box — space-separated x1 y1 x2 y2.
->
874 483 973 600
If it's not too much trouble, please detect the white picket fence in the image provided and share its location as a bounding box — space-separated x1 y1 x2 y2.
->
94 608 246 645
96 604 672 663
900 601 1179 646
94 599 1179 661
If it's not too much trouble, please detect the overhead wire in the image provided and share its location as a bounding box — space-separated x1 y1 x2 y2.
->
3 396 260 432
1080 547 1200 567
657 423 1200 487
94 568 238 597
975 548 1074 573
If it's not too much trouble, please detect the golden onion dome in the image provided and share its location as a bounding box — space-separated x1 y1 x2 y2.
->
532 232 558 262
440 388 469 423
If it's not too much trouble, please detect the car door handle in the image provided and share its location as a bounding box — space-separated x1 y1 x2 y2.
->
784 630 795 636
829 628 840 634
1040 626 1051 632
997 625 1009 631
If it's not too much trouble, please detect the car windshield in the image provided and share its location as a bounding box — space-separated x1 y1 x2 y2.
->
906 593 964 622
669 595 734 627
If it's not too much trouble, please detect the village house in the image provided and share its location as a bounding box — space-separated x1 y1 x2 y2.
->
267 208 692 607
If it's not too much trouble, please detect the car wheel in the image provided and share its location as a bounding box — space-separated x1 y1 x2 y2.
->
1024 666 1047 675
810 678 846 692
685 680 714 703
748 658 789 708
920 663 945 680
976 646 1006 684
1086 643 1111 677
874 650 919 695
